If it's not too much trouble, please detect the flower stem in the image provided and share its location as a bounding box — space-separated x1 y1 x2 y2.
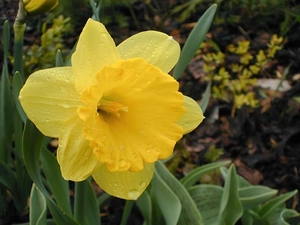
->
13 0 28 80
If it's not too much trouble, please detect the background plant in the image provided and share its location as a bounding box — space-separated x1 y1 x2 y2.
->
197 34 284 114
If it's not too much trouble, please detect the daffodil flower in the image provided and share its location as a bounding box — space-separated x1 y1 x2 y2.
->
23 0 58 15
19 19 204 200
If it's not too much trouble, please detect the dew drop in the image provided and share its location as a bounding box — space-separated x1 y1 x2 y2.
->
127 189 140 200
140 181 146 188
62 101 70 108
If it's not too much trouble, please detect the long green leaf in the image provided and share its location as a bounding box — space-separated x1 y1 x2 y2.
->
152 171 182 225
74 180 100 225
268 208 299 225
0 161 22 210
23 120 78 225
241 211 254 225
2 21 10 59
13 72 26 123
136 191 152 225
239 185 278 210
173 4 217 80
180 160 230 189
200 81 211 113
258 190 298 219
218 165 243 225
120 200 134 225
30 184 47 225
220 166 251 188
189 184 223 225
155 160 204 225
40 146 72 216
55 50 65 67
0 20 13 161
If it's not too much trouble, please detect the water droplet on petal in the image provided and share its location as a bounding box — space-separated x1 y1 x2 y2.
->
140 181 146 188
127 190 140 200
62 101 70 108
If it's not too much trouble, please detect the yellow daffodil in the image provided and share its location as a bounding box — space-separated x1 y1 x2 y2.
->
23 0 58 15
19 19 204 200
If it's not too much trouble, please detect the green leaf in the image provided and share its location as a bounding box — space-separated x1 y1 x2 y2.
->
200 81 211 114
0 161 23 211
173 4 217 80
55 50 65 67
152 171 182 225
13 105 32 214
136 191 152 225
23 120 78 225
218 165 243 225
98 192 111 207
0 21 13 161
258 190 298 219
155 160 204 225
239 185 278 210
268 208 300 225
180 160 230 189
74 179 100 225
30 184 47 225
189 184 223 224
90 0 100 22
120 200 134 225
40 146 72 216
13 71 26 123
220 166 251 188
241 211 254 225
280 210 300 225
2 21 10 59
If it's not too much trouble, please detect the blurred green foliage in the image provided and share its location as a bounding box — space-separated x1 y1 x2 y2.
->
11 15 72 76
172 0 300 36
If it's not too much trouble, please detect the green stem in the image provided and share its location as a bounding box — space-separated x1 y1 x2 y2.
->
13 0 29 80
13 23 26 79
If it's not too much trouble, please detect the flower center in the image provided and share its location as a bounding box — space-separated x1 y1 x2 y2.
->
97 98 128 117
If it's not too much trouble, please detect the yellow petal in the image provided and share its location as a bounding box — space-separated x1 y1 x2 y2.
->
19 67 81 137
78 58 186 172
24 0 58 15
57 115 100 181
177 96 204 134
117 31 180 73
72 19 120 93
92 163 154 200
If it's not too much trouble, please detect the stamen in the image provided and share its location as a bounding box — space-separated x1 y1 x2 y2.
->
97 99 128 117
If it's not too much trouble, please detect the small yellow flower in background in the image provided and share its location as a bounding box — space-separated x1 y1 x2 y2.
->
249 65 260 75
256 50 267 67
19 19 204 200
240 52 253 65
235 40 250 55
23 0 58 15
